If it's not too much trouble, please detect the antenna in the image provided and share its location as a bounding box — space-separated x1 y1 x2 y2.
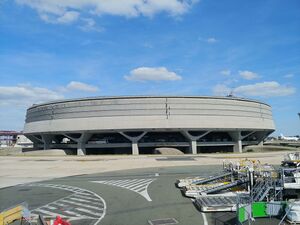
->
227 88 234 97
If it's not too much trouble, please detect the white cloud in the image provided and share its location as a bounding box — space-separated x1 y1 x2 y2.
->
223 78 239 85
125 67 182 81
79 18 103 32
213 84 231 96
234 81 295 97
15 0 198 25
220 70 231 76
66 81 99 92
56 11 80 24
213 81 296 97
40 10 80 24
207 37 217 43
0 84 63 106
239 70 259 80
284 73 294 78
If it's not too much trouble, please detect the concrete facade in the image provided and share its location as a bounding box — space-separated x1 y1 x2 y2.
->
23 96 275 155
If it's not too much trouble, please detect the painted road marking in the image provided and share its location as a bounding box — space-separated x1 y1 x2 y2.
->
123 179 150 188
46 206 56 210
34 209 67 219
73 194 97 200
75 207 102 216
201 213 208 225
68 197 91 203
91 178 156 202
22 183 106 225
63 210 96 219
59 199 100 210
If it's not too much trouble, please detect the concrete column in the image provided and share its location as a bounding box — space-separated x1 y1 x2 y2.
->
229 131 243 153
190 140 197 155
132 141 139 155
76 133 92 156
181 130 210 154
233 139 242 153
119 131 147 155
41 134 52 150
77 141 86 156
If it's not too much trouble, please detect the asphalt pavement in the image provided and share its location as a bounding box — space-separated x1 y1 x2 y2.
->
0 165 281 225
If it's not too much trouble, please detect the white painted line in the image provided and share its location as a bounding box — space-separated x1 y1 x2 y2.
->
34 209 67 218
77 192 93 196
139 190 152 201
107 180 133 185
132 187 147 192
123 179 152 188
44 206 57 210
24 183 107 225
119 180 148 188
63 195 103 205
64 198 101 207
72 194 98 201
201 213 208 225
75 207 102 216
91 178 156 202
104 180 126 185
129 180 153 190
90 179 156 202
59 199 102 210
98 181 109 184
113 179 135 185
69 197 92 203
53 202 69 208
64 210 97 219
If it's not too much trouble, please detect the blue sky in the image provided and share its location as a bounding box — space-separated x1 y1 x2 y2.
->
0 0 299 135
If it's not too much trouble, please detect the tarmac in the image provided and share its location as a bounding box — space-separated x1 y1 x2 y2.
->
0 165 282 225
0 151 292 225
0 151 287 189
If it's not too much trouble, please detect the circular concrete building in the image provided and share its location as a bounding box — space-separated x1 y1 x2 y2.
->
24 96 275 155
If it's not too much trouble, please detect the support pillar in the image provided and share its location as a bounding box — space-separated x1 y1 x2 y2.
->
132 141 139 155
76 133 92 156
41 134 52 150
181 130 210 154
119 131 147 155
233 139 242 153
229 131 243 153
77 141 86 156
190 140 197 155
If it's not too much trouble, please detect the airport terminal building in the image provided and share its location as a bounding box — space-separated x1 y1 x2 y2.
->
23 96 275 155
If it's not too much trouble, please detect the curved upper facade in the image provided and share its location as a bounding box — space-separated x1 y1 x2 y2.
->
23 96 275 155
24 96 275 134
